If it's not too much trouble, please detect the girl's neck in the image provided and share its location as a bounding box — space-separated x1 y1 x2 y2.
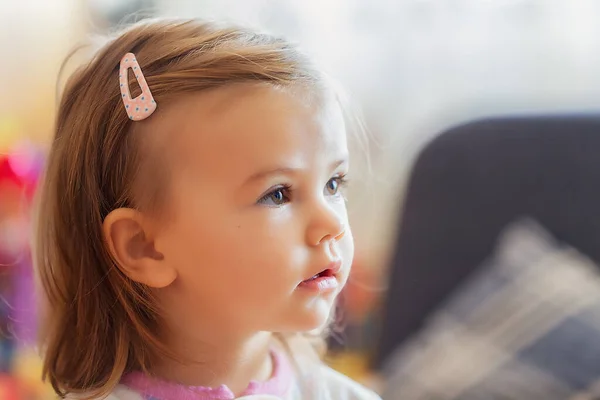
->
152 330 274 396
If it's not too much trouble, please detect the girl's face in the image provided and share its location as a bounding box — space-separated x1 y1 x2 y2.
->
151 84 353 335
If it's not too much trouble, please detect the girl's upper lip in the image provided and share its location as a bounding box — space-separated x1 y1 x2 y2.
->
302 259 343 281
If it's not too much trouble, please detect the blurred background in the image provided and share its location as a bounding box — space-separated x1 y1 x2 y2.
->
3 0 600 398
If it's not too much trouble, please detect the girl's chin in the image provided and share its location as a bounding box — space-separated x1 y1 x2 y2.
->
277 297 337 333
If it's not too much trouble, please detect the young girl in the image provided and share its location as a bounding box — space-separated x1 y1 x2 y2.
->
34 18 380 400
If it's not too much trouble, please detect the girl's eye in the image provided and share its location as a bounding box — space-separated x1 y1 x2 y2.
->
257 186 291 206
325 176 348 196
326 179 339 195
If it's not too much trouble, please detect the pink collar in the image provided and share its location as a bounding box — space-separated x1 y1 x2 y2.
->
121 350 293 400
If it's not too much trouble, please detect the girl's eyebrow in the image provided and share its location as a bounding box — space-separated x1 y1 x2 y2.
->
245 167 300 184
243 159 348 185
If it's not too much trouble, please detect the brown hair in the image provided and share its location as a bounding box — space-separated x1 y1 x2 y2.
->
34 18 328 399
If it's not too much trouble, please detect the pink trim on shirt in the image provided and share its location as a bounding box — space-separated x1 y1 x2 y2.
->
121 350 293 400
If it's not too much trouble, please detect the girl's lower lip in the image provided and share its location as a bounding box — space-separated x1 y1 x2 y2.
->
298 275 339 292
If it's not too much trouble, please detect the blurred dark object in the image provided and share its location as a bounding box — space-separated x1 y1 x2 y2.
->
375 114 600 369
382 218 600 399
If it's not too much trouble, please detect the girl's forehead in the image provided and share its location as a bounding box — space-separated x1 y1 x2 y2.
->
149 84 348 179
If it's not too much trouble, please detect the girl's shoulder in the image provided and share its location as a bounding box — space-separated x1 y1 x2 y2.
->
105 371 382 399
84 368 381 400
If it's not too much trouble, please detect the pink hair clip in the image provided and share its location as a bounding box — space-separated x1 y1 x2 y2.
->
119 52 157 121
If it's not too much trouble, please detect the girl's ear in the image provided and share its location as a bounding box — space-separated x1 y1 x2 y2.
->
102 208 177 288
